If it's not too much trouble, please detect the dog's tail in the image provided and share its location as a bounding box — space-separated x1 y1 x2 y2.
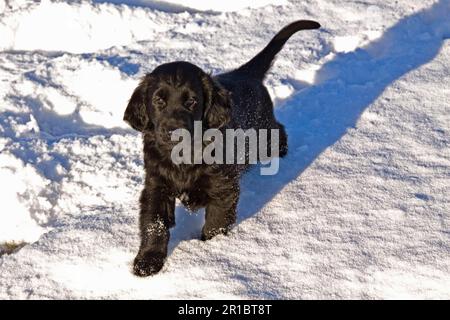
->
233 20 320 80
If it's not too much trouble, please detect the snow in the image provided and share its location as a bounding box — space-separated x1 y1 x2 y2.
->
0 153 48 243
94 0 288 13
0 0 450 299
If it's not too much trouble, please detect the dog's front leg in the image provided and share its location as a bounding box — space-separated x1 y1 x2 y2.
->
133 180 175 277
201 180 239 241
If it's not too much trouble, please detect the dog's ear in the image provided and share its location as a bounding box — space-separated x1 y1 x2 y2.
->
124 76 153 132
201 74 231 129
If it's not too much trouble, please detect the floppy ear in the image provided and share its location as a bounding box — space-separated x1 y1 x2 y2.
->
202 75 231 129
123 76 153 132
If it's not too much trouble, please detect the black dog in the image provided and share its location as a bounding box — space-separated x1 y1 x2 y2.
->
124 20 320 276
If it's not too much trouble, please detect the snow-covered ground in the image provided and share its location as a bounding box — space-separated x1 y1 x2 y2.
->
0 0 449 299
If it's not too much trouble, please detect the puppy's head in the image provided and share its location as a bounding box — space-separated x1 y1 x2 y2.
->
124 61 231 145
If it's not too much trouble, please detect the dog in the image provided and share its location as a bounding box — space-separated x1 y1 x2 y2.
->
124 20 320 276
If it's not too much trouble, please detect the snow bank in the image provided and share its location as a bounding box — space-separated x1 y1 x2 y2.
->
0 0 288 53
0 0 170 53
44 56 138 128
0 153 48 243
95 0 288 12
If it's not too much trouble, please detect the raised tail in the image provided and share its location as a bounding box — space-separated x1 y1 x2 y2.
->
233 20 320 80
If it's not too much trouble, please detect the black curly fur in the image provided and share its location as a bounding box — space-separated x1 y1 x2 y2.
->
124 20 320 276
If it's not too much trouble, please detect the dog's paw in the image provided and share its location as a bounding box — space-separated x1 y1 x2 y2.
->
201 227 227 241
133 251 166 277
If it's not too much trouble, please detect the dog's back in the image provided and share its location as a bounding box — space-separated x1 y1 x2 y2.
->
215 20 320 147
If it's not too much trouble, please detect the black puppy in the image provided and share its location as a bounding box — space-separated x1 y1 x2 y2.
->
124 20 320 276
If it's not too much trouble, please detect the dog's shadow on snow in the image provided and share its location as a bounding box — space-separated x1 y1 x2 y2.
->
168 0 450 250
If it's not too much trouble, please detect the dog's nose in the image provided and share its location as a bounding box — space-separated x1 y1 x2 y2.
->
161 127 176 138
167 122 193 135
166 128 175 135
161 124 189 140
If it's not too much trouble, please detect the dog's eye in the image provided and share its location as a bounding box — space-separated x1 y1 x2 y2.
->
153 96 166 109
184 97 197 110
